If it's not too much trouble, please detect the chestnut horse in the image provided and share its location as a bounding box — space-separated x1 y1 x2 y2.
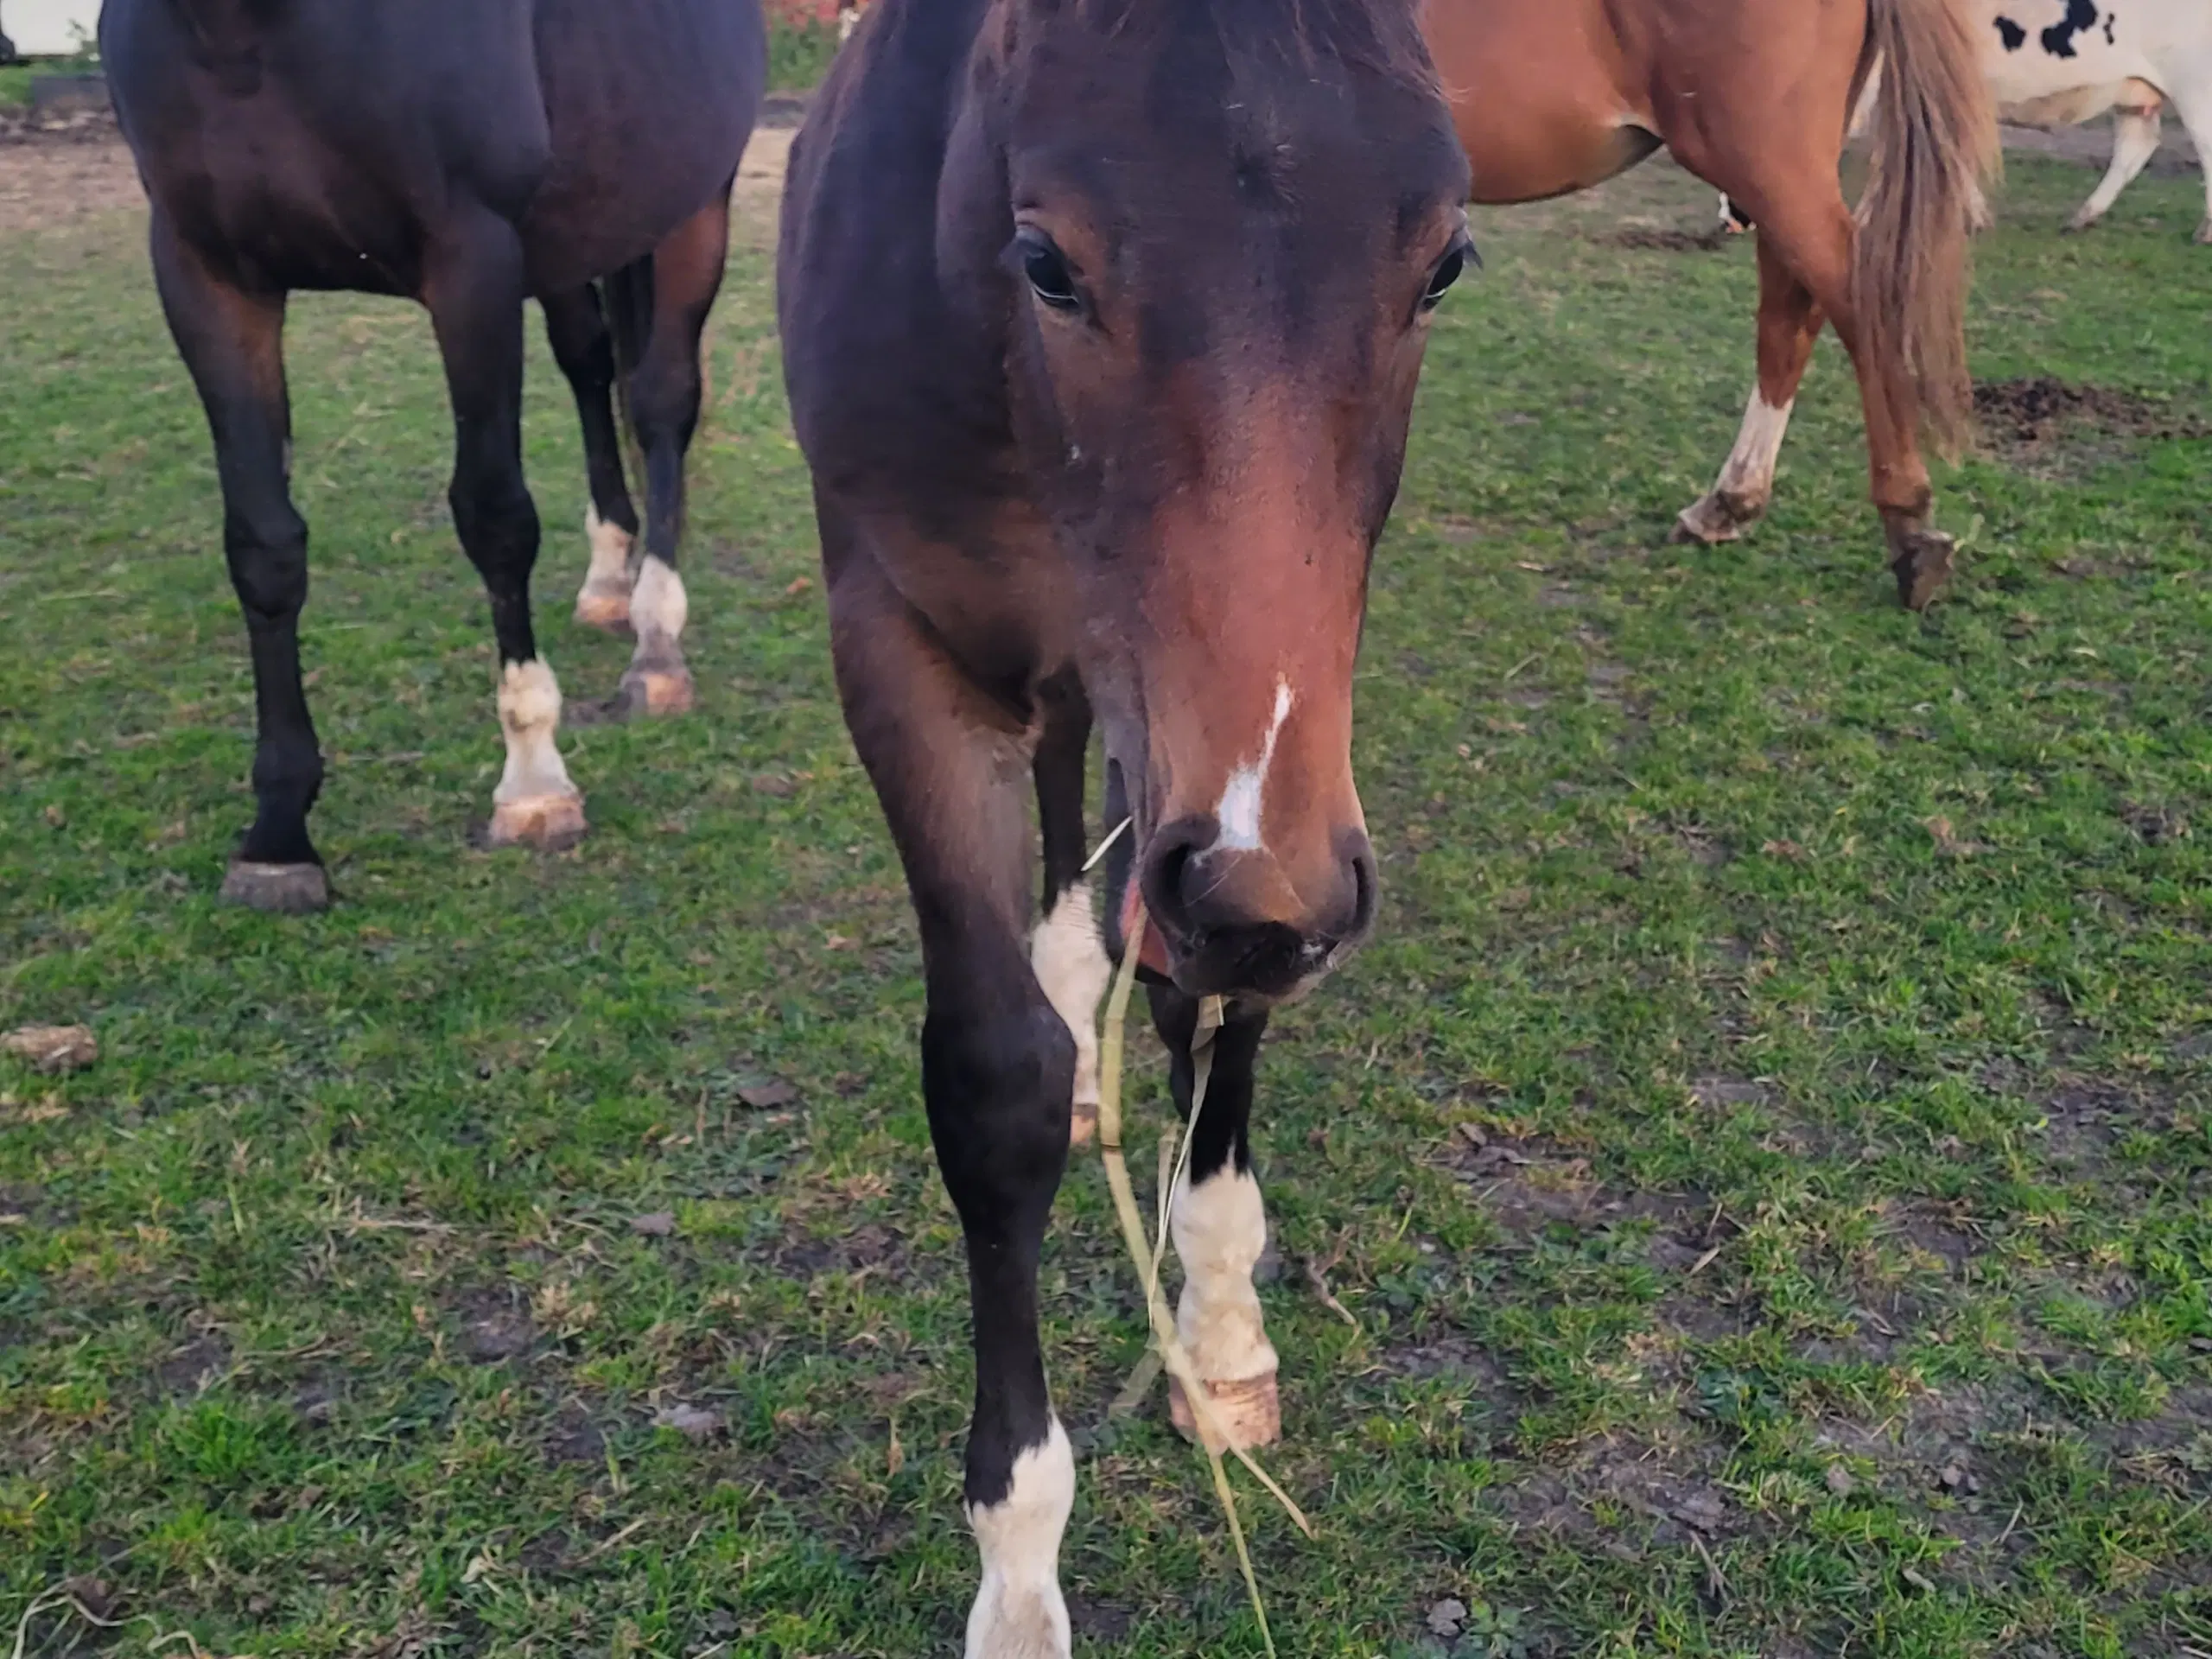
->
780 0 1470 1649
102 0 766 910
1423 0 1999 608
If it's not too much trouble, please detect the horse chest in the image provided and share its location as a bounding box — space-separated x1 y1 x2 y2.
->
180 110 424 296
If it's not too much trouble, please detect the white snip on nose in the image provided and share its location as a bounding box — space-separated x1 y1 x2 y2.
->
1213 680 1293 852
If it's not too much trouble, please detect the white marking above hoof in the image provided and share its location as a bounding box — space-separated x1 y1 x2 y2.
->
1168 1163 1281 1447
966 1421 1074 1659
1030 887 1110 1145
575 505 637 632
492 658 585 845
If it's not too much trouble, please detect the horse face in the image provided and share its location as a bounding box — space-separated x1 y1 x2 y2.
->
992 3 1471 1000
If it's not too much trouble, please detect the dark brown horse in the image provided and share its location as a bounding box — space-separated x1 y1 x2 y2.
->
1423 0 1999 607
779 0 1470 1648
101 0 766 910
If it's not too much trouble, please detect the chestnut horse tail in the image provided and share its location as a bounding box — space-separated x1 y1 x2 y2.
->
1852 0 1999 461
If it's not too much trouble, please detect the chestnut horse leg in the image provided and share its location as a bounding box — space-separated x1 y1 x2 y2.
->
1673 228 1824 545
823 509 1078 1659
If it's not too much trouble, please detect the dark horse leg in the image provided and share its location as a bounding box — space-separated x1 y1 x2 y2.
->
150 213 328 912
543 284 642 632
1147 988 1282 1450
609 188 734 719
825 505 1077 1657
427 206 586 849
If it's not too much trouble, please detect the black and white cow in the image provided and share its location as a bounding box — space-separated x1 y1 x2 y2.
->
1721 0 2208 240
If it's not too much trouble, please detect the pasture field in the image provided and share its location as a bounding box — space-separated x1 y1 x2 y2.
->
3 134 2210 1659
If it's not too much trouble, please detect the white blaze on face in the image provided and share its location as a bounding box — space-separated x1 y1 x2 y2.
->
494 658 579 805
1029 887 1111 1113
1213 679 1294 853
1713 390 1796 504
1170 1163 1278 1385
964 1420 1075 1659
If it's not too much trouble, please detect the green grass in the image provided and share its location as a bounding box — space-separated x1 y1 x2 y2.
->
3 149 2209 1659
766 21 843 92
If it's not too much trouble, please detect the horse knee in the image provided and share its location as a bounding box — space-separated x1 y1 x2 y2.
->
923 1002 1077 1209
449 471 540 570
224 518 308 622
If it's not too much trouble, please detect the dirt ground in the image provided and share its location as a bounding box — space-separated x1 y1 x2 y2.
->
0 111 2196 239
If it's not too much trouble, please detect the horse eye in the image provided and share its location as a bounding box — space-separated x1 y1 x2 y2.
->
1020 234 1081 312
1421 242 1471 310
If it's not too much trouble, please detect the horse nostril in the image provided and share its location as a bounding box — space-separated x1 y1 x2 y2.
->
1344 835 1379 941
1138 817 1209 939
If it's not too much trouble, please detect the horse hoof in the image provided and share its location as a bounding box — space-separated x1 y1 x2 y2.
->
1890 530 1956 611
1069 1097 1097 1148
574 585 633 634
1168 1370 1281 1452
485 791 588 851
1670 491 1759 546
2195 219 2212 246
617 665 696 718
220 860 330 913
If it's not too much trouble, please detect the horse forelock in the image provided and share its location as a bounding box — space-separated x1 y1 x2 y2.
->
980 0 1436 92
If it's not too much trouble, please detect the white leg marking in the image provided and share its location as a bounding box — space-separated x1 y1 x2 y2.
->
495 658 579 808
1213 679 1294 853
1171 1164 1277 1386
1713 390 1795 507
1030 887 1111 1128
575 506 635 628
630 556 689 653
619 556 696 715
965 1421 1074 1659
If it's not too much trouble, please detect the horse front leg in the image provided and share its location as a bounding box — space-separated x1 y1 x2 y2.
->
149 215 329 912
826 530 1077 1659
426 207 585 849
1150 986 1281 1451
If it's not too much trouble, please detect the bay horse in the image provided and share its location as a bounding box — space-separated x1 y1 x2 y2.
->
100 0 767 911
1422 0 2000 608
779 0 1470 1648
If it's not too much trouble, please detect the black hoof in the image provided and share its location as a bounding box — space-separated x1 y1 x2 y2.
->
221 859 331 913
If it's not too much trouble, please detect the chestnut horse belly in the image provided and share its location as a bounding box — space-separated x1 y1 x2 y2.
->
1422 0 1659 203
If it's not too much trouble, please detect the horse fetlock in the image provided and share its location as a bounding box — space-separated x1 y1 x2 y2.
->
965 1422 1074 1659
491 660 586 846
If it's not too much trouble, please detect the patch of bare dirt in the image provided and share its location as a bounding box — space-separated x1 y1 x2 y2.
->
1601 224 1734 253
1973 377 2210 477
0 136 145 234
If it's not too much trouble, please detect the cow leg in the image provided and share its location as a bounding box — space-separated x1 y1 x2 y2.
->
1029 674 1110 1148
543 285 641 632
614 190 732 718
824 513 1077 1659
427 208 584 849
150 213 328 912
1150 988 1281 1452
2069 99 2164 231
2159 79 2212 243
1672 226 1824 545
